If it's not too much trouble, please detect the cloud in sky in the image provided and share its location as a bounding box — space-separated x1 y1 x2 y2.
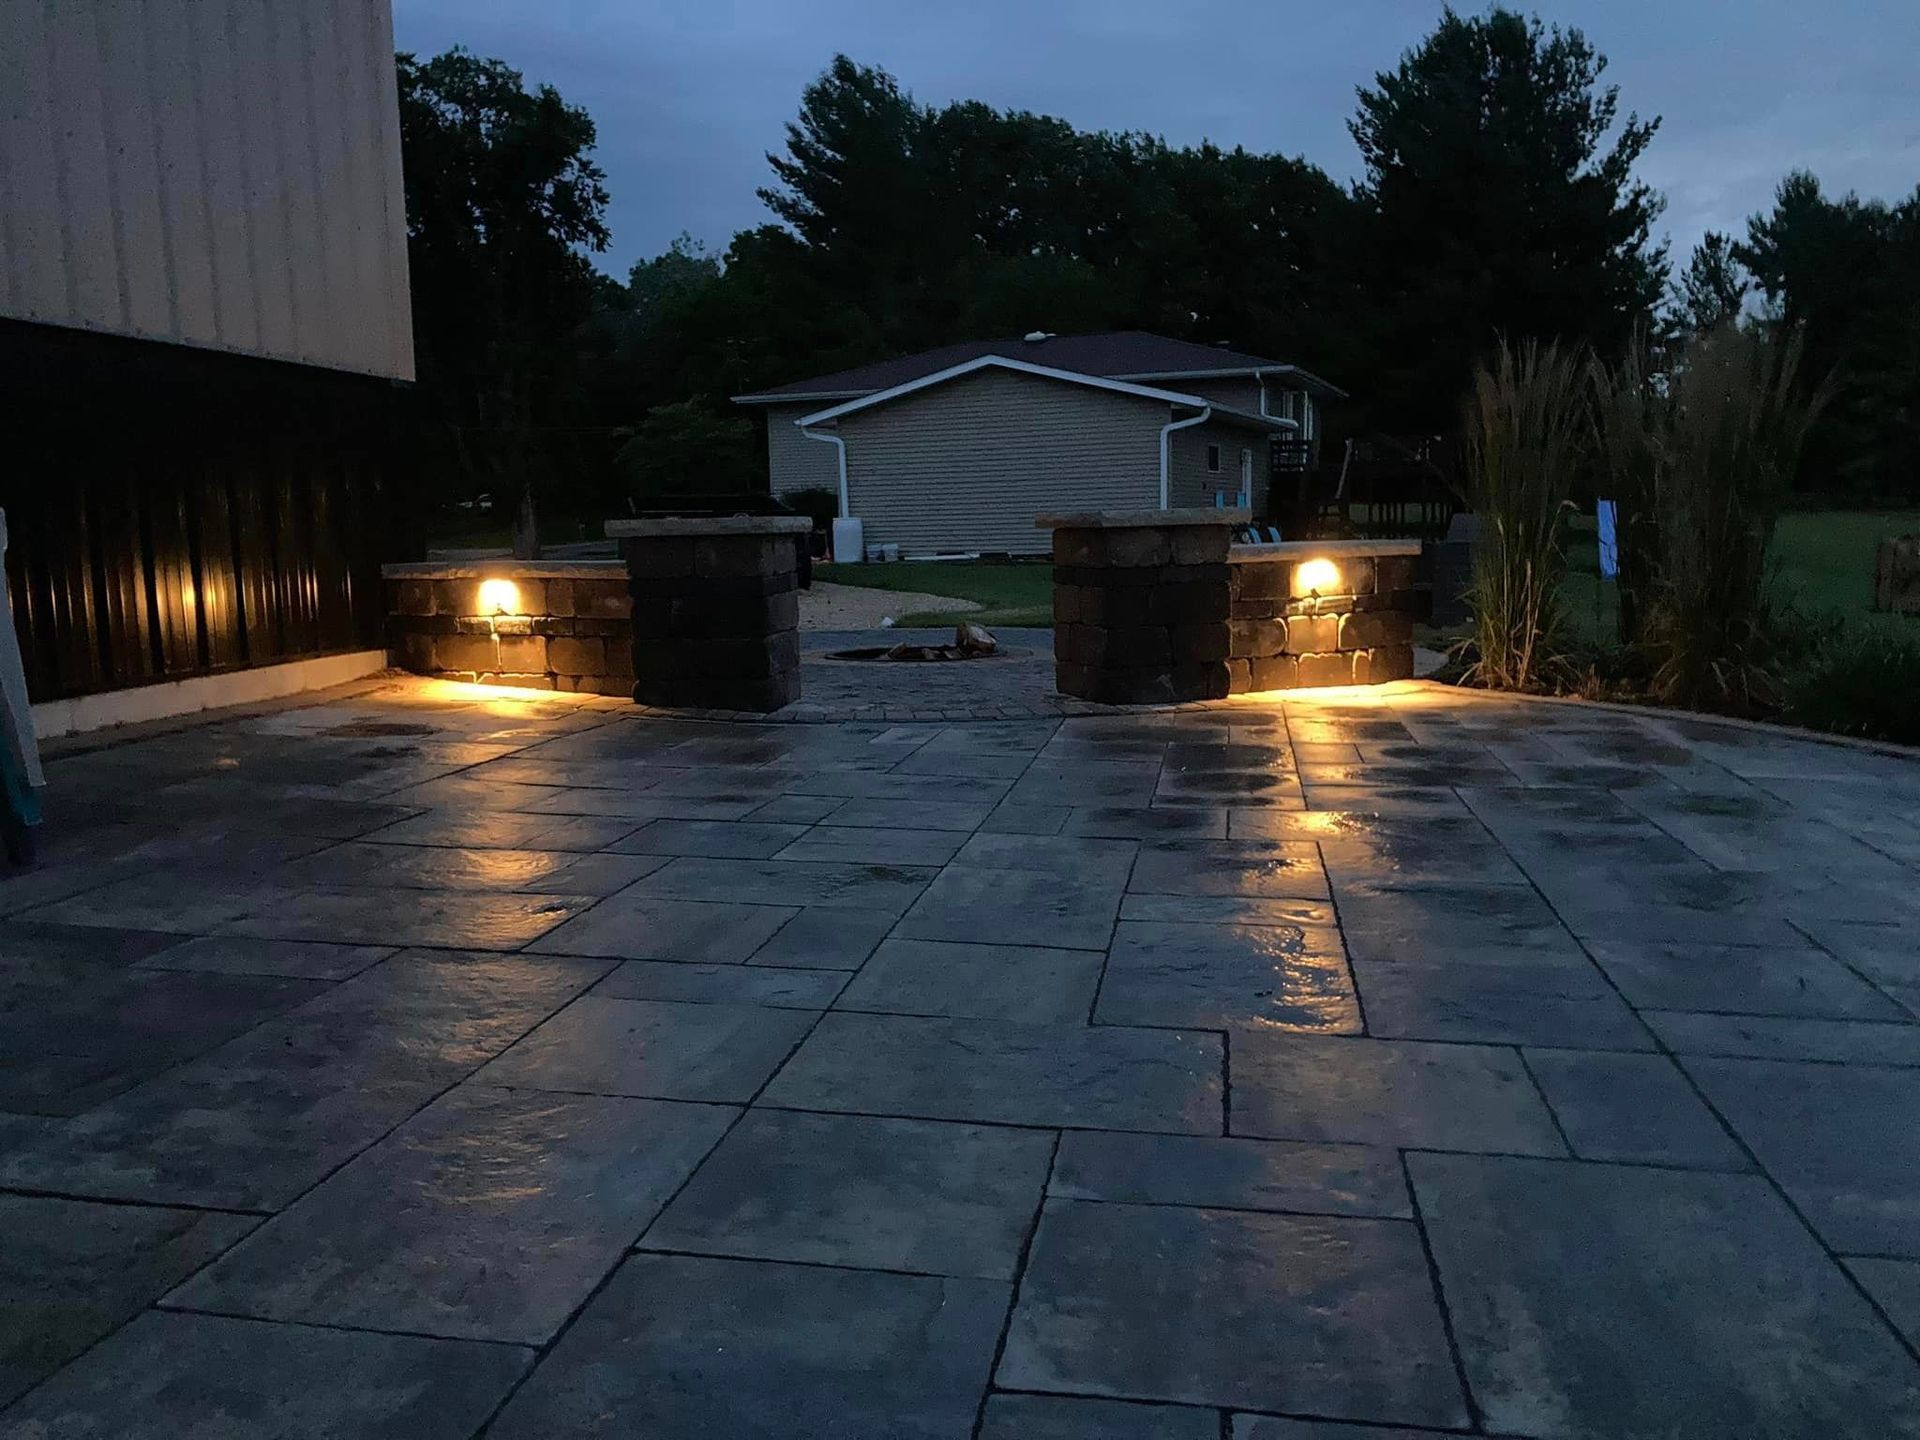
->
394 0 1920 278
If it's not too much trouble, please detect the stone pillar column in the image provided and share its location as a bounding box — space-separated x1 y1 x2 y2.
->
1040 510 1241 705
607 517 810 712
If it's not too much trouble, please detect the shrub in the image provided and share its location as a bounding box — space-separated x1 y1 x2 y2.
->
1459 339 1590 691
785 487 841 531
1588 332 1665 646
1641 324 1827 713
1782 621 1920 745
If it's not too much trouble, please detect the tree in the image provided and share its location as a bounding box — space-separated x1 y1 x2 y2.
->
628 235 723 320
1671 231 1747 335
1350 7 1667 429
757 56 949 350
580 235 724 422
1737 172 1920 499
613 399 758 498
741 55 1361 387
396 49 611 538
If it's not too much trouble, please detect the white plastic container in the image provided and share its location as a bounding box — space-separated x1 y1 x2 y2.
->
831 516 864 563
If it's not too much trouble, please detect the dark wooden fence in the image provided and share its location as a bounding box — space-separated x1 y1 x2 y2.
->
1 320 413 704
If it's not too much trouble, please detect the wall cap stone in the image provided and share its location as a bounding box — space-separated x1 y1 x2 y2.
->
1227 538 1423 563
382 561 625 580
607 516 811 537
1037 509 1247 531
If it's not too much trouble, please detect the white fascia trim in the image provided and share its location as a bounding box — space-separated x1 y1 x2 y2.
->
799 425 850 516
1209 404 1297 433
1118 364 1349 399
794 355 1211 427
731 388 869 406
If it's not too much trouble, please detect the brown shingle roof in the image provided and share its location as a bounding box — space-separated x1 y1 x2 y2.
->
733 330 1343 403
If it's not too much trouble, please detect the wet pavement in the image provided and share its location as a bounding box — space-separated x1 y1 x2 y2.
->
2 673 1918 1437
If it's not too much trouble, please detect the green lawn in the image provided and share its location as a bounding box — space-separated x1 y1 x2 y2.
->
814 560 1054 628
1770 511 1920 616
1558 510 1920 647
827 514 1920 639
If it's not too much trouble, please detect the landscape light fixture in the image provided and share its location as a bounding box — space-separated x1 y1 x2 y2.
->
476 578 521 617
1294 557 1341 598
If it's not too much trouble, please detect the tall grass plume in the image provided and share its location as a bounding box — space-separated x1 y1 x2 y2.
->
1459 339 1590 691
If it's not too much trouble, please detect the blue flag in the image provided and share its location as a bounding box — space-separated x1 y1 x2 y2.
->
1596 499 1620 580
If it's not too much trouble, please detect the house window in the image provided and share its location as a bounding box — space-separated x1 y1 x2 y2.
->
1206 444 1221 473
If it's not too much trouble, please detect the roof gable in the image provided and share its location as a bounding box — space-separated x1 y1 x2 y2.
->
792 355 1296 435
793 355 1211 427
737 330 1344 404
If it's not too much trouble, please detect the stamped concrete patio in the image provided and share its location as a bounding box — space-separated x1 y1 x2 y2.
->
2 668 1918 1438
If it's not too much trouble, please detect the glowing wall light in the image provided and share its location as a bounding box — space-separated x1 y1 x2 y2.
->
1293 557 1342 598
476 578 521 616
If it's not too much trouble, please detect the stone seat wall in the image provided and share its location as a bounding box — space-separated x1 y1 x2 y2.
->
1040 513 1422 703
383 563 634 694
1227 544 1419 690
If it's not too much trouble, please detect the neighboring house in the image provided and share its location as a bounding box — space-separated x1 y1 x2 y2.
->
733 331 1344 556
0 1 413 731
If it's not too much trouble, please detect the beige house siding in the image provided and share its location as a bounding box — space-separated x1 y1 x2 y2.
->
1169 421 1269 515
765 403 844 498
1173 377 1319 442
0 0 413 381
1170 377 1267 415
832 369 1165 555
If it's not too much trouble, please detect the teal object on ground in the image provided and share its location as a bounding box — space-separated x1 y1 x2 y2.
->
1 731 39 828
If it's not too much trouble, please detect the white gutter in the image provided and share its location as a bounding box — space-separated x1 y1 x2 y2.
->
800 424 849 516
1158 405 1213 510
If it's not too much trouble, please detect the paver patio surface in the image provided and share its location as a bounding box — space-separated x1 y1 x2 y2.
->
2 671 1918 1437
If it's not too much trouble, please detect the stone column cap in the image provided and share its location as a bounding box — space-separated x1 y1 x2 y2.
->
381 561 625 580
1036 509 1248 530
607 516 811 538
1227 537 1423 562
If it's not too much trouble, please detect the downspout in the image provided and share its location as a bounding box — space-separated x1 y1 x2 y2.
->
800 424 849 517
1158 405 1212 510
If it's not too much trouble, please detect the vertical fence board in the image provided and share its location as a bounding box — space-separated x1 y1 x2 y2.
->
0 318 407 704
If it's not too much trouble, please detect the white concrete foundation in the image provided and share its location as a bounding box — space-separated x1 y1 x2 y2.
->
29 650 389 741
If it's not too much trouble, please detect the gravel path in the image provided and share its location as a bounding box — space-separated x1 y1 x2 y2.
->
799 580 980 631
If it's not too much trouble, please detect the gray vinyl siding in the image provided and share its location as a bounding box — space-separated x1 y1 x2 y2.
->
1161 376 1320 443
765 404 844 498
1169 420 1269 515
832 369 1165 555
0 0 413 381
1172 377 1267 415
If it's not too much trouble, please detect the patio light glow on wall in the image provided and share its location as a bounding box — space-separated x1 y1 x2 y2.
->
477 578 521 617
1293 557 1342 599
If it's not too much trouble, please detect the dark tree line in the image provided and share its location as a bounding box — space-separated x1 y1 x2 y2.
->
1729 174 1920 500
396 7 1919 528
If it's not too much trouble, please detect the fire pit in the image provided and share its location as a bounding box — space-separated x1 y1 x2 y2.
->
831 624 1001 662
